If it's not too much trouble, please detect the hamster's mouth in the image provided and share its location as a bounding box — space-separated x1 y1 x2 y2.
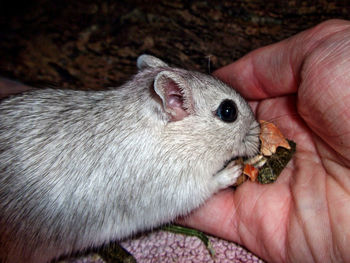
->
218 120 296 187
241 120 261 157
221 121 261 170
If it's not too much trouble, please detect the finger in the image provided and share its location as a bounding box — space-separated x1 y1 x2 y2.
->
0 77 32 99
297 24 350 164
214 19 350 100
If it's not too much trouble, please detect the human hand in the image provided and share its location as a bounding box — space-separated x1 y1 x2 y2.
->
180 19 350 263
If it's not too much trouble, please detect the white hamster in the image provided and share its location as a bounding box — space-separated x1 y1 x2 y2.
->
0 55 260 263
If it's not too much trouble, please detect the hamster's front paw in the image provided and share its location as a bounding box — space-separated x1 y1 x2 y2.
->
214 161 242 189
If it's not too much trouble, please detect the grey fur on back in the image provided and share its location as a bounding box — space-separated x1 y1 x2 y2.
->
0 55 260 263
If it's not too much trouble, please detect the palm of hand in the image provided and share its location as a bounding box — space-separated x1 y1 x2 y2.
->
181 20 350 263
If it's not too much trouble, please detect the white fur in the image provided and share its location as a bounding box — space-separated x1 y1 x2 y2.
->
0 55 260 263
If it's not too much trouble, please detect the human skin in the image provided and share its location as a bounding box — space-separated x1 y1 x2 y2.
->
180 19 350 263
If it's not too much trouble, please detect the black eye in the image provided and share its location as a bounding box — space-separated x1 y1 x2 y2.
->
216 99 238 123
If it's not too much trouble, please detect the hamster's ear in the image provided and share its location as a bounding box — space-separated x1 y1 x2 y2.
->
154 71 194 121
137 54 168 70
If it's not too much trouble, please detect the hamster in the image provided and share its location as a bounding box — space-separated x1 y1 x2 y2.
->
0 55 260 263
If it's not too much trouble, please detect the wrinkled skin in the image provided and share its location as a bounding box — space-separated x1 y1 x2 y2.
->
180 19 350 263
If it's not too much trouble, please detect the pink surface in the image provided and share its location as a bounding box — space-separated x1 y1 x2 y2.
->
71 230 264 263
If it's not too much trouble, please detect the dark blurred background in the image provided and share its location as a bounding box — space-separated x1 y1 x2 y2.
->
0 0 349 89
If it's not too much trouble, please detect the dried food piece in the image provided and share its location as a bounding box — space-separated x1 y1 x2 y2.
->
259 120 291 156
233 121 296 187
234 173 248 186
258 139 296 184
243 164 258 181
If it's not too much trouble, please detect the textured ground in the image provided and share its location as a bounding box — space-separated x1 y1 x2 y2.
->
63 230 265 263
0 0 348 89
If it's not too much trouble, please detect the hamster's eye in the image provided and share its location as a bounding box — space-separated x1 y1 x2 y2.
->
216 99 238 123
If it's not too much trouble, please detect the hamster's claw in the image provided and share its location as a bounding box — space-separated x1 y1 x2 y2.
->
214 162 242 189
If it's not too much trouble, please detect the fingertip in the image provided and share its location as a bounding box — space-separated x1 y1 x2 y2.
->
214 55 271 100
214 20 350 103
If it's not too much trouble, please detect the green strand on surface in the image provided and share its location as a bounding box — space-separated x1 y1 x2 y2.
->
162 224 215 258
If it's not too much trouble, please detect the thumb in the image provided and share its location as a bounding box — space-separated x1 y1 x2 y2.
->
213 19 350 100
178 184 290 263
